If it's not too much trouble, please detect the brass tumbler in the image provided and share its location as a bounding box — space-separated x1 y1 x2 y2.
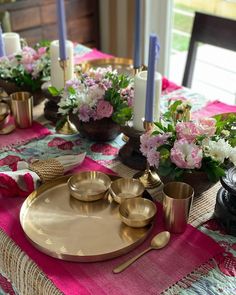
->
163 182 194 233
11 92 33 128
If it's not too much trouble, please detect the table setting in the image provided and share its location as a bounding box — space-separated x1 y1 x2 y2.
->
1 0 236 295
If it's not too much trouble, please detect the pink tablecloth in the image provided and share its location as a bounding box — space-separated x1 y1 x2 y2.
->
0 158 223 295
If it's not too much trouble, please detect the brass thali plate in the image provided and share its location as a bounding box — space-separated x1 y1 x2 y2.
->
79 58 134 75
20 175 153 262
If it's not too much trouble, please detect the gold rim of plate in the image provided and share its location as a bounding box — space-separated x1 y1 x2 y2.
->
20 175 153 262
79 58 134 75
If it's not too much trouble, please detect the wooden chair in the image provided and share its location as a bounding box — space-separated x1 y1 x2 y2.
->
182 12 236 88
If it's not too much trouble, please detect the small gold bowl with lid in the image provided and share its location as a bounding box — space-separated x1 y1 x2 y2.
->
68 171 111 202
119 198 157 228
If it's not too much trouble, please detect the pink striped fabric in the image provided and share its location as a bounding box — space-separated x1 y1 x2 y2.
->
192 100 236 120
0 117 51 149
0 158 223 295
74 49 113 65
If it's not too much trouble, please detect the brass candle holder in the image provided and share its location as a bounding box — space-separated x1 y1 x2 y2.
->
133 67 141 76
56 59 78 135
133 65 147 76
133 121 162 189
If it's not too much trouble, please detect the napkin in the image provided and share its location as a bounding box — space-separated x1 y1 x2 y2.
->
0 153 86 198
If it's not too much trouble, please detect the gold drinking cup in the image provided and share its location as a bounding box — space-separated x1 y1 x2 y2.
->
163 182 194 233
10 92 33 128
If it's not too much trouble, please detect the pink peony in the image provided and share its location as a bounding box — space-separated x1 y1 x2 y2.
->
197 117 216 137
176 122 199 142
96 100 113 119
170 139 203 169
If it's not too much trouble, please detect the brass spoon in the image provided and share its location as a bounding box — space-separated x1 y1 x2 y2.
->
113 231 171 274
0 124 15 135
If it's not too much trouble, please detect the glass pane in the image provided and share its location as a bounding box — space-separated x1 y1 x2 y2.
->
169 0 236 105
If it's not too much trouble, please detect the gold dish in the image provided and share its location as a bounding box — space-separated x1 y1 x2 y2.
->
0 102 10 129
119 198 157 228
20 175 153 262
110 178 145 204
79 58 134 75
68 171 111 202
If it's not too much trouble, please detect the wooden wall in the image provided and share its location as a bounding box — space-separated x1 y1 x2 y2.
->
0 0 100 48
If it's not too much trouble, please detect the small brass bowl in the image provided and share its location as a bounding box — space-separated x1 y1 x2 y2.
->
68 171 111 202
119 198 157 228
110 178 145 204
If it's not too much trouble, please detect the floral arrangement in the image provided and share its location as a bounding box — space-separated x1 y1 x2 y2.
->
49 66 134 126
140 99 236 182
0 41 51 91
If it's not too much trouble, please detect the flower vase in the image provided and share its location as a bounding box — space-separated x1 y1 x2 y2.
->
70 115 121 142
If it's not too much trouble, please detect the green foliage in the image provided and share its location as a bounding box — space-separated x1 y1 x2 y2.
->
104 72 133 125
214 113 236 147
56 116 67 130
48 86 60 96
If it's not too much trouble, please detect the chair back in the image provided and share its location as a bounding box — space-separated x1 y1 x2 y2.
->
182 12 236 87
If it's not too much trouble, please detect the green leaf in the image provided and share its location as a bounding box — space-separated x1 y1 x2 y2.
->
159 147 170 160
56 116 67 130
158 165 173 177
48 86 60 96
154 122 166 132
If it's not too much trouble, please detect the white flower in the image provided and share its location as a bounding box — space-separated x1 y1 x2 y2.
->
202 138 231 163
229 147 236 165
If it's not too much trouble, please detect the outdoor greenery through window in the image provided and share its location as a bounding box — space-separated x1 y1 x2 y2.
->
170 0 236 105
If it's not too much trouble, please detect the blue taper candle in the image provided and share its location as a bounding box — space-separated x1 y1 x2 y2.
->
145 34 160 122
133 0 141 69
56 0 67 60
0 25 5 57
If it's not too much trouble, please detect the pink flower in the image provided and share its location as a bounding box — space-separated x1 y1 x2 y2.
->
170 139 203 169
156 133 171 145
121 87 134 107
140 132 170 157
65 78 81 90
176 122 199 142
147 149 160 168
140 133 155 156
96 100 113 119
197 117 216 137
37 47 47 56
79 104 91 122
